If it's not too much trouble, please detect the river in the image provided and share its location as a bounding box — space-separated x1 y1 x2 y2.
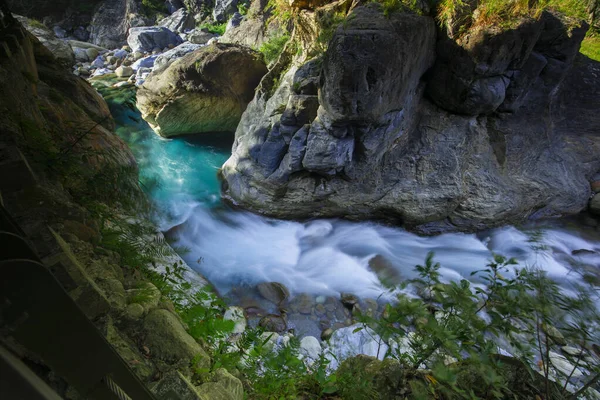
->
95 78 600 336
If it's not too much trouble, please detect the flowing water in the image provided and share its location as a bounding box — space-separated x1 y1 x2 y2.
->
95 78 600 309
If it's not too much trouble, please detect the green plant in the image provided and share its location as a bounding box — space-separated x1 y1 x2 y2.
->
259 32 290 64
355 251 600 399
197 22 227 35
141 0 167 18
267 0 295 25
237 1 249 16
436 0 596 36
581 34 600 61
27 18 46 30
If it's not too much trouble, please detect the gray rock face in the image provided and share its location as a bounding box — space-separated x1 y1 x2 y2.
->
221 4 600 233
152 42 203 72
165 0 185 14
15 16 75 67
89 0 149 49
213 0 238 23
127 26 183 53
159 7 195 33
591 194 600 216
220 1 280 49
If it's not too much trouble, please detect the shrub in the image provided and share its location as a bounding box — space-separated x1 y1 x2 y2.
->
197 22 227 35
259 32 290 64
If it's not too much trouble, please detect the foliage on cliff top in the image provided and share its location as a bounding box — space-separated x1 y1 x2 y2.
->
581 34 600 61
437 0 595 34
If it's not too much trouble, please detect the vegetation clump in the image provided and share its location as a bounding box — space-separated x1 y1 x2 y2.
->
259 31 291 64
197 21 227 35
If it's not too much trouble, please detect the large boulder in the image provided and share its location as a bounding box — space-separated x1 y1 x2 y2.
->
159 7 195 33
15 16 75 67
89 0 149 49
220 4 600 233
127 26 183 53
137 43 267 137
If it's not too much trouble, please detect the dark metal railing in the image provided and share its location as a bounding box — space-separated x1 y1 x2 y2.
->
0 205 157 400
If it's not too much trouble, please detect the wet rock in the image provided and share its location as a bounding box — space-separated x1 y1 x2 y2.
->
294 293 314 315
257 282 290 304
224 306 247 334
572 249 596 256
258 314 287 332
127 26 183 53
340 293 359 309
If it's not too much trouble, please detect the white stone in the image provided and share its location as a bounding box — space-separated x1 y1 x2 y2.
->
224 306 246 334
561 346 585 357
324 324 388 370
260 332 280 352
299 336 322 361
549 351 584 378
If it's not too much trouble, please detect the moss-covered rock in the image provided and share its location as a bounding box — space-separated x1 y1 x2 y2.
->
143 309 211 370
127 281 162 313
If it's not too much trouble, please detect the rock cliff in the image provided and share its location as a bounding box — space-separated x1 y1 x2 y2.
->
221 2 600 233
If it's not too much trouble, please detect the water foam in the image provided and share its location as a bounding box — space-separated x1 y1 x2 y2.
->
170 207 600 299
